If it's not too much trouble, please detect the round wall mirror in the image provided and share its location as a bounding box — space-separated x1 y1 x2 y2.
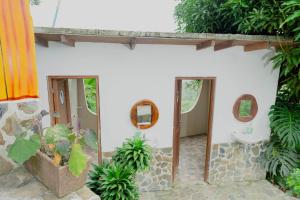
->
130 99 159 129
233 94 258 122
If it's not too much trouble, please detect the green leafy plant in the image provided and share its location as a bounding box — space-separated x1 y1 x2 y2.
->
264 137 299 177
282 0 300 41
7 120 97 177
269 103 300 148
88 163 139 200
287 168 300 197
8 134 41 164
113 135 152 172
175 0 226 33
87 162 110 195
42 124 98 176
83 78 97 113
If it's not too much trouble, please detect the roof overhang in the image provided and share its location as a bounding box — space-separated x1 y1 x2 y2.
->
34 27 295 52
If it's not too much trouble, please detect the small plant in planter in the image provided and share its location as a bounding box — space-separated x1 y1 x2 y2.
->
41 124 97 176
7 122 98 197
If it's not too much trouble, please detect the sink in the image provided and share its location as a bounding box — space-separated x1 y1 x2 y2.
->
231 132 266 144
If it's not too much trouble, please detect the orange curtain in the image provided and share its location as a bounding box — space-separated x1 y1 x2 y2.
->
0 0 38 101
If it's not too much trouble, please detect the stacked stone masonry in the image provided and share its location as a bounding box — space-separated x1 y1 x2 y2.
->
209 141 266 184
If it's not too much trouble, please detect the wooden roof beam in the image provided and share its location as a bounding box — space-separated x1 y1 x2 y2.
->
125 37 136 50
35 36 49 47
244 42 269 52
196 40 213 51
60 35 75 47
214 40 235 51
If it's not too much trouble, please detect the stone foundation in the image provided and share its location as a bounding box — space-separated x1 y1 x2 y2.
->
208 141 266 184
136 147 172 192
103 147 173 192
0 101 41 175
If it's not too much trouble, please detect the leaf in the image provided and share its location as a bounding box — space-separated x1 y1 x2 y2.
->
56 140 71 156
68 144 87 177
82 129 98 150
269 103 300 148
43 124 71 144
8 134 41 164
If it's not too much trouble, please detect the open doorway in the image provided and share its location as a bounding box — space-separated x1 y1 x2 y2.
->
173 77 216 183
47 76 101 164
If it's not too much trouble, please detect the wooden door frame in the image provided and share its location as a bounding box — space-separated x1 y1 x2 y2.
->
172 77 216 183
47 75 102 163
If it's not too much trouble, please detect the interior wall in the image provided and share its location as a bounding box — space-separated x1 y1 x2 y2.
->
68 79 79 129
180 80 210 137
35 42 279 152
77 79 98 133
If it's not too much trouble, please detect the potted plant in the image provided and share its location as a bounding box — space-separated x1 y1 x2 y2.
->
7 120 98 198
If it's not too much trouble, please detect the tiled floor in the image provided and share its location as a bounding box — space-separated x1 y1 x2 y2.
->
175 135 207 183
141 180 297 200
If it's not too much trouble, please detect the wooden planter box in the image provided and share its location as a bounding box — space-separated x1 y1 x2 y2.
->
24 151 90 198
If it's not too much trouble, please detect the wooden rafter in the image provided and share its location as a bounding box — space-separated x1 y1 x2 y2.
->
127 37 136 50
244 41 269 52
60 35 75 47
35 36 49 47
214 40 235 51
196 40 213 51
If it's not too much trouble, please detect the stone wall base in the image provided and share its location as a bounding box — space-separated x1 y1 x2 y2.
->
102 147 173 192
209 141 266 184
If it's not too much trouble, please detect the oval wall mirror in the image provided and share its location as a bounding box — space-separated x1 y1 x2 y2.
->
233 94 258 122
130 99 159 129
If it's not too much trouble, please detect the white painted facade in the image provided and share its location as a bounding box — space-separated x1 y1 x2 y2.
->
36 42 279 152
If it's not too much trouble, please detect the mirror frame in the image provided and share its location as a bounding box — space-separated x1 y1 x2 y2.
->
233 94 258 122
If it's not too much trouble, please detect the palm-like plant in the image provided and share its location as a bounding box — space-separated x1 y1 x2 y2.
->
87 162 110 195
269 103 300 148
112 136 152 172
282 0 300 41
100 163 139 200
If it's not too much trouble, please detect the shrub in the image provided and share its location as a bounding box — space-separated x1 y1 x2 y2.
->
112 136 152 172
287 168 300 197
87 163 139 200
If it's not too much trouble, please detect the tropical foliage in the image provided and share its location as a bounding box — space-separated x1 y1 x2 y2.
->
99 163 139 200
287 168 300 197
87 134 152 200
112 135 152 172
264 137 299 177
269 103 300 148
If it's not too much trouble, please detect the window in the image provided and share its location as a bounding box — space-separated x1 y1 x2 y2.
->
83 78 97 113
181 80 203 113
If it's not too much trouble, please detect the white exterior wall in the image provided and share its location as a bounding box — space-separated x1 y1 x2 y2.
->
36 42 279 152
